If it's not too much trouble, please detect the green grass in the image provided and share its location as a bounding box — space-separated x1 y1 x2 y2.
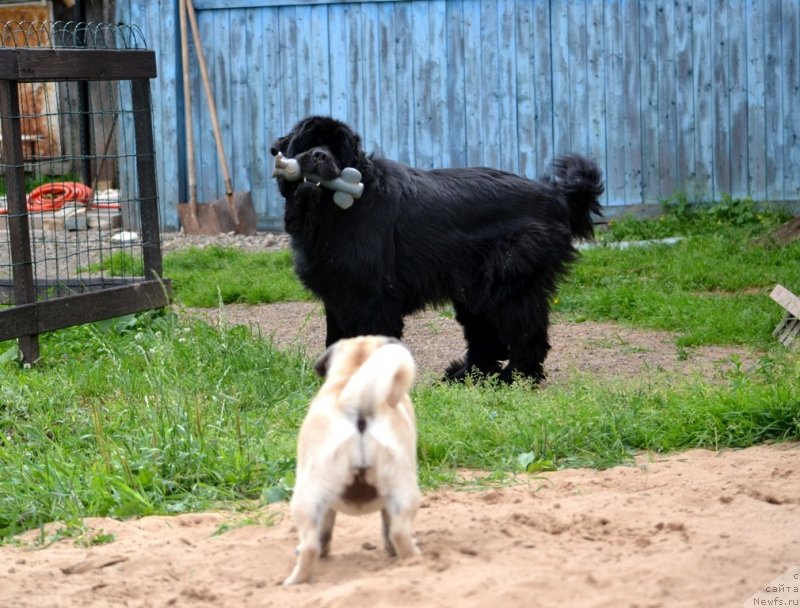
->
0 311 316 539
557 230 800 348
1 198 799 541
85 246 313 307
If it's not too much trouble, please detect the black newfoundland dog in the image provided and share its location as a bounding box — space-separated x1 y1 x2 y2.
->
271 116 603 384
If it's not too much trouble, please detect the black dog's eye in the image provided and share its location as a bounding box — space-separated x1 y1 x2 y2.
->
270 134 291 156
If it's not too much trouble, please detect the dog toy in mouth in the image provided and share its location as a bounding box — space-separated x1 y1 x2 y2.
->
272 151 364 210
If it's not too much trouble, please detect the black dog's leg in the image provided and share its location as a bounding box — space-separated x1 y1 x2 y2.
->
324 304 344 347
445 305 506 381
330 301 404 341
496 296 550 384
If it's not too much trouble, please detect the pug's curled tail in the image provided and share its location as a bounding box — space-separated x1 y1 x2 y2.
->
339 342 416 426
546 154 605 240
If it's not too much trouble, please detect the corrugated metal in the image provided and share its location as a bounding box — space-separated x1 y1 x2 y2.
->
116 0 800 231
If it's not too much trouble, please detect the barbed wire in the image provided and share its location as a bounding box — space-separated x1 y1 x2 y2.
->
0 20 147 50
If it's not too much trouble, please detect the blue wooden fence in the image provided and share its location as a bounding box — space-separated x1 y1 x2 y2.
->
116 0 800 231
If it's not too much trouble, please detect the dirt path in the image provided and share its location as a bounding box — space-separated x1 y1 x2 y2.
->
188 302 759 385
2 443 798 607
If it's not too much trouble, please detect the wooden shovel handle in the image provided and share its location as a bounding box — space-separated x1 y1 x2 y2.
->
179 0 198 212
185 0 238 223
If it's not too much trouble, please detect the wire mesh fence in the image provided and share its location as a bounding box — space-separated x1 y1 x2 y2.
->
0 20 168 362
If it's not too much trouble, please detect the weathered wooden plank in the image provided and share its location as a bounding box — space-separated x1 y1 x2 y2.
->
362 3 382 156
567 0 588 157
638 0 659 202
392 3 413 165
328 3 348 123
782 0 800 202
586 0 607 205
603 0 625 206
263 6 284 227
228 8 251 203
377 2 398 161
243 7 267 219
693 0 714 201
623 0 643 204
445 0 466 168
531 0 552 177
770 285 800 320
746 0 767 200
463 0 482 167
279 4 300 132
412 0 433 169
673 0 695 200
0 49 156 81
295 5 313 118
190 8 216 203
157 0 180 228
131 79 163 277
482 0 503 169
428 0 447 168
654 0 677 200
0 280 172 340
763 0 784 201
0 78 38 359
550 0 570 157
196 0 403 7
727 0 749 199
497 0 517 173
310 4 331 116
711 0 731 197
345 4 363 132
514 0 534 177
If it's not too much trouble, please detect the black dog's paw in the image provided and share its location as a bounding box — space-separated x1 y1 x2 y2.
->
443 358 468 382
444 358 506 383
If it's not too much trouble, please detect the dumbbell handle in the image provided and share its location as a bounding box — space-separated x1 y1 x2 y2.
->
273 152 364 200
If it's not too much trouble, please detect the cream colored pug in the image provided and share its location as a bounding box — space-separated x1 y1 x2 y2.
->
283 336 421 586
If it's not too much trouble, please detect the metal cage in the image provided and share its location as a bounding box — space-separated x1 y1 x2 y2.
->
0 21 170 363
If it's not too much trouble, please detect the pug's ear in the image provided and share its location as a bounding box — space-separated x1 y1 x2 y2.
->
270 135 291 157
314 343 337 377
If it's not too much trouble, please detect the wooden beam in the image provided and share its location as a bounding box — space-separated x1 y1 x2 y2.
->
770 285 800 319
0 280 172 340
0 49 157 81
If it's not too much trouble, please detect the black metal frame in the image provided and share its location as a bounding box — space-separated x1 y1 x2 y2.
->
0 47 170 363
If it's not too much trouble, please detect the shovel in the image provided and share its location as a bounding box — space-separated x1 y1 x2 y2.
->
176 0 257 235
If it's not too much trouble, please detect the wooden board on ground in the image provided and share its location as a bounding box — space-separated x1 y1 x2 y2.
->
770 284 800 348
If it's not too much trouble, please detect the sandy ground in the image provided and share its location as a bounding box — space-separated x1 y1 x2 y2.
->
1 443 798 607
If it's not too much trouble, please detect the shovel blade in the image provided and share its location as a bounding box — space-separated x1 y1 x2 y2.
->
177 201 235 235
226 191 257 236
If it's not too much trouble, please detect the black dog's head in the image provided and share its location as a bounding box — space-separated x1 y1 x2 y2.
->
270 116 370 182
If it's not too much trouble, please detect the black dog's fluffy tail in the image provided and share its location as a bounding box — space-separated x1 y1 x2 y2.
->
546 154 604 240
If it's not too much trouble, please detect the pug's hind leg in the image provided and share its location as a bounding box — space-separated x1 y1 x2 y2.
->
319 509 336 558
382 503 420 559
284 500 326 586
381 508 397 557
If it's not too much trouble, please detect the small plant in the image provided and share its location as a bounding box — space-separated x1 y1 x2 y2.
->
601 194 791 243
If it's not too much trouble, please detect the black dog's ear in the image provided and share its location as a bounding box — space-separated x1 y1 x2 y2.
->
313 343 337 377
270 134 290 157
